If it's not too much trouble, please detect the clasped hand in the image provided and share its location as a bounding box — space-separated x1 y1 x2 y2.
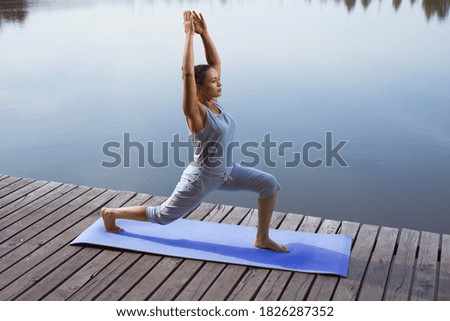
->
183 10 208 36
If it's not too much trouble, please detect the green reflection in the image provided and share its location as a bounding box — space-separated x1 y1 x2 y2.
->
0 0 28 26
2 0 449 27
423 0 450 20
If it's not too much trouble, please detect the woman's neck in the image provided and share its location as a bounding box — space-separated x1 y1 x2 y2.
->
199 97 213 108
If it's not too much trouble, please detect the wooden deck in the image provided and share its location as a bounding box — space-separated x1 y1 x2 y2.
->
0 174 448 301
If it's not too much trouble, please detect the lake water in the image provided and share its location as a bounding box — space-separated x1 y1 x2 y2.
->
1 0 449 234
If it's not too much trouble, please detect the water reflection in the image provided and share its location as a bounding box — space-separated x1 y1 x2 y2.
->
0 0 28 27
341 0 450 20
1 0 449 234
0 0 449 28
422 0 450 20
362 0 371 9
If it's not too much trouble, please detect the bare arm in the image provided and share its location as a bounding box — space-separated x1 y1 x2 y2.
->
193 11 221 76
182 11 204 133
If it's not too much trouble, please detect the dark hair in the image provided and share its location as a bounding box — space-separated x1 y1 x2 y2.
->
194 64 212 85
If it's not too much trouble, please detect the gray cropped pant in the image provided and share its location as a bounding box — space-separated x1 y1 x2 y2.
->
146 162 281 225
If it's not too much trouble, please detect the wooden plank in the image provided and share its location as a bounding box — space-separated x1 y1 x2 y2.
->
384 228 420 300
148 260 205 301
358 226 399 300
147 204 233 301
226 210 288 301
68 195 164 301
200 209 285 301
97 254 164 301
124 204 249 301
196 203 234 222
16 191 136 300
278 212 304 231
253 213 304 301
0 181 63 223
438 234 450 300
279 218 341 301
122 256 185 301
318 219 342 235
0 190 118 288
175 262 226 301
41 191 137 301
0 178 35 201
254 269 291 301
174 206 251 301
47 192 148 301
200 263 248 301
0 188 114 280
0 183 76 229
282 272 315 301
0 188 119 300
0 186 93 259
71 252 145 301
0 180 47 210
228 213 304 301
410 231 440 300
15 247 101 300
98 199 208 301
185 202 228 222
45 251 120 301
297 215 322 233
0 174 447 301
306 221 360 301
332 224 379 301
0 176 22 191
97 202 217 301
226 267 270 301
277 215 323 301
0 184 88 245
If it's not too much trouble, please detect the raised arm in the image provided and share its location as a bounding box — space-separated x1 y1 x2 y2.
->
182 11 203 133
193 11 221 77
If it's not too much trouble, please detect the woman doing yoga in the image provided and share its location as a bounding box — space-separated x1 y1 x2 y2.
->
101 11 288 253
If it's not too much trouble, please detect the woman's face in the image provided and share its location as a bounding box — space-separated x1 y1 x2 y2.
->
198 68 222 99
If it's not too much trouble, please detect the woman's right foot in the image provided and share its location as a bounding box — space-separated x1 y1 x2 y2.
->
254 237 289 253
101 207 123 233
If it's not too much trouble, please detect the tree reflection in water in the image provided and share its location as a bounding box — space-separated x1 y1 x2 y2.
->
0 0 449 27
343 0 448 21
422 0 450 20
0 0 28 27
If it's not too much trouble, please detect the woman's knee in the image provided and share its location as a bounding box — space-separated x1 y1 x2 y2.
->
258 173 281 199
146 204 187 225
146 190 205 225
146 205 169 225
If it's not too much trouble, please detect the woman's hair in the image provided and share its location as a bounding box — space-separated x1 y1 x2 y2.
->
194 64 212 85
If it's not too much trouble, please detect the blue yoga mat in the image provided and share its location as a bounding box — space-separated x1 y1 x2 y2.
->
71 218 352 277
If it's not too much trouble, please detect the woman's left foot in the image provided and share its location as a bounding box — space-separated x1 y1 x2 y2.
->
254 237 289 252
101 207 124 233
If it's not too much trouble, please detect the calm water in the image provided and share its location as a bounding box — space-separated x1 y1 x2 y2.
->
1 0 449 234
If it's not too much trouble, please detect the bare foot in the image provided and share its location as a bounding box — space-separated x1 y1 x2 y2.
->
101 207 124 233
254 237 289 253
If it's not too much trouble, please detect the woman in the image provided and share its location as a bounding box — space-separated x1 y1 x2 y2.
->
101 11 288 253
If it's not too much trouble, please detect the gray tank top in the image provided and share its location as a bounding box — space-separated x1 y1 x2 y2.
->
188 101 236 174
